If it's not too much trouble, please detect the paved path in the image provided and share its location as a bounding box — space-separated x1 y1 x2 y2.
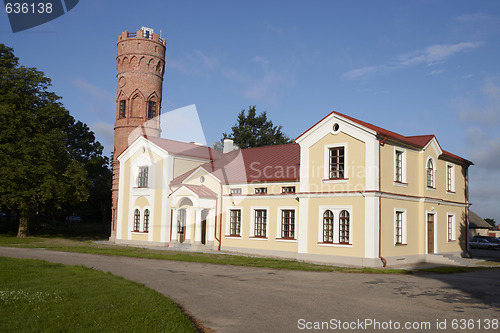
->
1 247 499 332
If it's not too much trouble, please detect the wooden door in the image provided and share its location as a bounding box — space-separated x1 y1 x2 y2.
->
427 213 434 253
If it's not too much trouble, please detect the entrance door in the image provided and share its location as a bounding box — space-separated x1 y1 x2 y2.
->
177 209 186 243
427 213 434 253
201 209 208 245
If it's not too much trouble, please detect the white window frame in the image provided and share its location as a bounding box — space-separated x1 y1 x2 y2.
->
250 207 268 238
446 163 456 193
394 209 407 245
323 143 348 183
230 188 242 194
226 207 242 238
143 207 150 233
426 157 436 189
132 207 142 233
447 213 456 241
394 147 407 185
276 207 297 241
317 206 353 247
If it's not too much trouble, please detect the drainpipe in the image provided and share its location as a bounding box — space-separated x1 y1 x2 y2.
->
379 136 388 267
465 167 471 258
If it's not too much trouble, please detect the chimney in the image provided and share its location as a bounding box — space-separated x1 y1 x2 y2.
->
223 139 238 153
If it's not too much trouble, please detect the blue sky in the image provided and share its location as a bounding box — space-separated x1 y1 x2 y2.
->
1 0 499 222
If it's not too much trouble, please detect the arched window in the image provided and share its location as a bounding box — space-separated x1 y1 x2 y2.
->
427 159 434 188
143 209 149 233
323 210 334 243
133 209 140 232
339 210 350 244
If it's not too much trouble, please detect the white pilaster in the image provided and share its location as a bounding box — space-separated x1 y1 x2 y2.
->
298 197 309 253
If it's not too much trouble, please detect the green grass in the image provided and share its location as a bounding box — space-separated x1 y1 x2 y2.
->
0 235 409 274
0 256 197 332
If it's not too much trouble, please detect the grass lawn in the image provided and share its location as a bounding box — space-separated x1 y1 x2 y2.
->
0 235 411 274
0 256 198 332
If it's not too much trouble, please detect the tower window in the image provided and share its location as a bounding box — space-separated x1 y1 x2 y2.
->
148 101 157 119
119 100 126 118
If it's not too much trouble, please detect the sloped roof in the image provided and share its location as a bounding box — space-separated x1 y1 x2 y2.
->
170 184 218 199
171 143 300 185
469 210 492 229
297 110 472 165
147 136 221 161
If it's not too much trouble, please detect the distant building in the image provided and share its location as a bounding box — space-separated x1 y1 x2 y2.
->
110 28 473 267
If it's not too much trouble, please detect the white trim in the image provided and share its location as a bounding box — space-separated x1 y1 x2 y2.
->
226 206 243 237
426 156 437 190
318 205 353 245
394 147 407 184
364 195 378 258
276 206 297 240
446 162 456 193
394 208 407 245
447 212 457 242
426 211 437 254
250 206 268 238
323 142 348 181
181 166 222 185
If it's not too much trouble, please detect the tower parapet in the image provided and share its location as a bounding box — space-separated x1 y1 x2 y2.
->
110 27 166 241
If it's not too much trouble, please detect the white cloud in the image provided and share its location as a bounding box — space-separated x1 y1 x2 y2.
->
343 42 483 80
168 50 218 76
428 69 445 76
74 78 114 102
454 77 500 222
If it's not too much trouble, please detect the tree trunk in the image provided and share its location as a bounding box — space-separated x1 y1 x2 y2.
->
17 208 29 238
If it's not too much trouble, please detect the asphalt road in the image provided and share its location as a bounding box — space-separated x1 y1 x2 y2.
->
1 247 499 332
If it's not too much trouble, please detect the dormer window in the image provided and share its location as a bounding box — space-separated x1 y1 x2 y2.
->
137 166 149 187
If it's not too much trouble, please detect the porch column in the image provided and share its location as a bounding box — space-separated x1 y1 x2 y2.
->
170 208 178 244
207 209 215 242
184 208 192 243
194 208 202 244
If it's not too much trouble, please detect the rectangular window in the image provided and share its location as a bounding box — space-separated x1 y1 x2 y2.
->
230 188 242 194
329 147 345 179
395 151 403 182
255 187 267 194
148 101 157 119
254 210 267 237
447 165 455 192
281 186 296 193
281 210 295 239
229 209 241 236
137 166 149 187
119 100 126 118
447 214 455 241
395 211 403 244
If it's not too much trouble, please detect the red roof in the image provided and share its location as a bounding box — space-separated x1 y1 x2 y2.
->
170 184 218 199
171 143 300 185
297 110 472 165
148 136 221 161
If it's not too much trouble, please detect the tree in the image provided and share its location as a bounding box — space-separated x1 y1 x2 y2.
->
0 44 107 237
219 106 292 149
484 218 496 229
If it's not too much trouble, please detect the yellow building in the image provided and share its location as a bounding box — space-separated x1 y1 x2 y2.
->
114 110 472 267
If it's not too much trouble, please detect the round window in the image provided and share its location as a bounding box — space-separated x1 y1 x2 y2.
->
333 123 340 132
200 176 205 183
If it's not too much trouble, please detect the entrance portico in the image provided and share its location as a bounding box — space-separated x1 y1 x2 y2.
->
169 185 218 249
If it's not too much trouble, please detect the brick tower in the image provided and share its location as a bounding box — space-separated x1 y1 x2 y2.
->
110 27 166 241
